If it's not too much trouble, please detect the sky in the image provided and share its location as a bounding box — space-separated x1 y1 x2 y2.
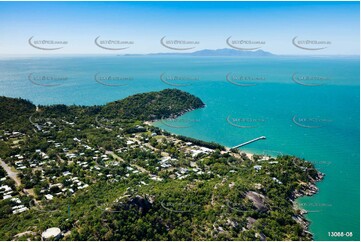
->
0 1 359 55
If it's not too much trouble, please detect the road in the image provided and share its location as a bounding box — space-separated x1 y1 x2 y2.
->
0 159 21 187
106 150 150 174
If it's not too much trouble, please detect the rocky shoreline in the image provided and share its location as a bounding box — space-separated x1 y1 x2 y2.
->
291 171 325 238
146 98 325 240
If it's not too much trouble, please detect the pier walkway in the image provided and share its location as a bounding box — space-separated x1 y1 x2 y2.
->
232 136 266 149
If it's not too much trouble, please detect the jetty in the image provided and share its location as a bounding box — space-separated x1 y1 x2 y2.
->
232 136 266 149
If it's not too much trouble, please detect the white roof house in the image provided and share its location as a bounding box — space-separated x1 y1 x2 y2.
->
253 165 262 171
13 207 29 214
42 227 62 240
3 194 12 199
0 185 12 192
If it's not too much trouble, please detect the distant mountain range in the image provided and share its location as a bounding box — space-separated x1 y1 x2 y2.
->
122 48 274 57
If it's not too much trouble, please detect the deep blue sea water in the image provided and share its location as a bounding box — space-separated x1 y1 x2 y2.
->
0 56 359 240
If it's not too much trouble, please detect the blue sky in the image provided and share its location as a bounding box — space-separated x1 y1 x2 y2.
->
0 1 359 55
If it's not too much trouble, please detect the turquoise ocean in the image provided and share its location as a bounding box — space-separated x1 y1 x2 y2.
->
0 56 359 240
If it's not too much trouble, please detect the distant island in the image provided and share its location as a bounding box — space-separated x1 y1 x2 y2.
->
122 48 274 57
0 89 323 241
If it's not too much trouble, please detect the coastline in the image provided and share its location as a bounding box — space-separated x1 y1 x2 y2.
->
292 171 325 235
1 89 330 240
147 119 324 239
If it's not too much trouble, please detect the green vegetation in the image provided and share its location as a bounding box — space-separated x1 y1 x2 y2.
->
0 89 322 241
175 135 225 151
101 89 205 120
